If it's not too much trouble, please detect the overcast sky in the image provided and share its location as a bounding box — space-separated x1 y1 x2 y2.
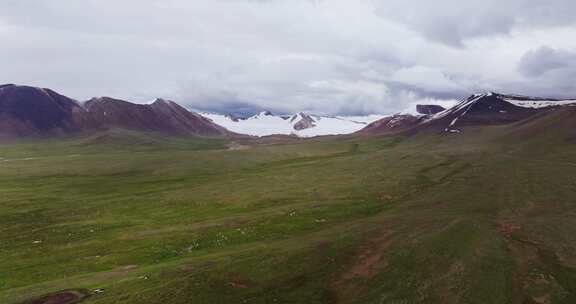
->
1 0 576 115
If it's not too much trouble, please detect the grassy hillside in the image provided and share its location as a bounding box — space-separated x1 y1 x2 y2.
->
1 125 576 304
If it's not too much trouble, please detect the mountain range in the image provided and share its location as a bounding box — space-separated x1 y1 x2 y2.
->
1 84 576 139
359 92 576 135
0 84 227 138
201 111 388 137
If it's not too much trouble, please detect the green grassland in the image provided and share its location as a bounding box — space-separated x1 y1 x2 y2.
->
1 126 576 304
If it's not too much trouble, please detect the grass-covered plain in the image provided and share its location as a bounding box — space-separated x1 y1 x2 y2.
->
1 127 576 304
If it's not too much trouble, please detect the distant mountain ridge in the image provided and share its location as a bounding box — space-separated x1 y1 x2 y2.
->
419 92 576 133
360 92 576 134
85 97 227 136
200 111 387 137
0 84 229 138
4 84 573 139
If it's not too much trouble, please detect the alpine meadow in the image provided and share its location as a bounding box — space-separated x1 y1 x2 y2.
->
2 1 576 303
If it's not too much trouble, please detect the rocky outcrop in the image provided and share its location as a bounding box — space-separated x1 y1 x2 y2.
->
416 104 445 115
291 113 317 131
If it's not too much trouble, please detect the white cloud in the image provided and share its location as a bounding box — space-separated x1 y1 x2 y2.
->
374 0 576 47
0 0 575 115
389 66 463 93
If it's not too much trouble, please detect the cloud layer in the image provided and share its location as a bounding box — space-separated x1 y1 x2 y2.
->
1 0 575 115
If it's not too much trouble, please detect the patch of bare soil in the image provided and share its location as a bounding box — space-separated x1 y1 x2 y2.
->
436 261 467 303
331 229 396 303
378 193 394 201
229 281 249 289
330 219 462 303
21 290 88 304
227 142 251 151
95 265 138 279
497 220 522 237
496 217 567 304
226 272 252 289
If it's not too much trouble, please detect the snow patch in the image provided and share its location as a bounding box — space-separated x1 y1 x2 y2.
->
503 98 576 109
201 112 386 137
423 94 486 124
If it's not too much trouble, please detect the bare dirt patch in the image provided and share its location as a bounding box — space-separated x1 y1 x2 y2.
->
20 289 88 304
226 272 252 289
95 265 138 279
331 228 396 303
229 281 249 289
496 216 567 304
227 142 251 151
497 221 522 237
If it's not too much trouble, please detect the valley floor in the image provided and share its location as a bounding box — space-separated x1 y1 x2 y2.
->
1 128 576 304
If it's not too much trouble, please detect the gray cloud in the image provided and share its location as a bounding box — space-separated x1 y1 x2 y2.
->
0 0 575 115
374 0 576 47
512 46 576 97
518 47 576 77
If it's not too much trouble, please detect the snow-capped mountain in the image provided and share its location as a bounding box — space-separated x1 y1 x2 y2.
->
422 92 576 133
357 92 576 135
498 93 576 108
201 111 387 137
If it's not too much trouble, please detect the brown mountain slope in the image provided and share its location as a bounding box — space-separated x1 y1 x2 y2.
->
85 97 229 136
501 106 576 143
357 114 421 135
0 84 98 138
0 84 232 138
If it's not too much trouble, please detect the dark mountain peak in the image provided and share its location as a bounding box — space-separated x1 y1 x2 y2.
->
0 83 30 90
292 112 317 131
464 91 576 105
248 111 275 119
150 99 195 118
0 84 97 137
464 92 517 108
423 93 535 133
85 96 227 136
0 84 74 104
290 112 314 122
153 97 169 103
151 98 178 107
85 96 137 107
0 83 17 90
225 113 243 122
490 92 548 100
418 91 576 133
0 84 233 138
